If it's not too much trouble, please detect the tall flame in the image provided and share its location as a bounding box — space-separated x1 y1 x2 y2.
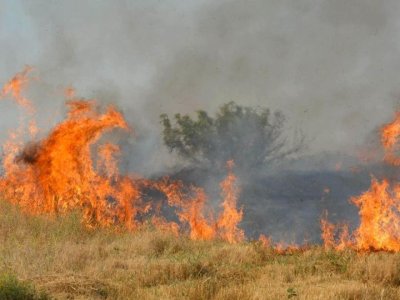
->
217 160 244 243
0 68 245 243
153 161 244 243
321 112 400 252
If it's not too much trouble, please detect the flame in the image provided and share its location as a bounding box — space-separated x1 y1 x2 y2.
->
0 68 245 243
258 234 271 248
321 111 400 252
320 211 335 250
351 179 400 251
0 97 139 228
176 187 216 241
216 160 244 243
0 66 34 113
8 67 400 252
154 161 244 243
1 66 37 139
382 112 400 165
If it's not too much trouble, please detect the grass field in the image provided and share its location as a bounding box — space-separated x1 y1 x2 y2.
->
1 200 400 299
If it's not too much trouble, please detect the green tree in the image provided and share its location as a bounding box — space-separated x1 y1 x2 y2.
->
160 102 303 171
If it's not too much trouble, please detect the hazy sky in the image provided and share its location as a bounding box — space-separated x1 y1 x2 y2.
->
1 0 400 162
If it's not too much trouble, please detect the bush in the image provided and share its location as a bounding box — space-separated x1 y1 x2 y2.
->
161 101 304 172
0 273 49 300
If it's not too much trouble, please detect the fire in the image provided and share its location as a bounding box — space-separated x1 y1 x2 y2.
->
217 160 244 243
320 211 336 250
175 187 216 241
153 161 244 242
0 68 244 243
259 234 271 248
351 179 400 251
1 67 38 138
150 179 215 239
0 97 137 228
320 211 351 251
321 111 400 252
382 112 400 165
0 66 34 112
8 67 400 252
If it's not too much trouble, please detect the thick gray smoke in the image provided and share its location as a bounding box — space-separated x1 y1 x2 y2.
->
1 0 400 242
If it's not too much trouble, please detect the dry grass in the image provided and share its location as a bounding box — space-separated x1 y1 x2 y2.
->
1 200 400 299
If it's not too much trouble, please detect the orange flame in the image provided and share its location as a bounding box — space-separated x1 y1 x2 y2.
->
176 187 216 240
321 112 400 252
351 179 400 251
216 160 244 243
0 66 34 113
0 68 245 243
0 66 37 138
320 211 335 250
259 234 271 248
154 161 244 243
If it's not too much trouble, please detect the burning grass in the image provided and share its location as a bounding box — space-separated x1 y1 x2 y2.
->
3 68 400 298
1 200 400 299
0 67 245 244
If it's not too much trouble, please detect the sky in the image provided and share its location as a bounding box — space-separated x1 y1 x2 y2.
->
1 0 400 172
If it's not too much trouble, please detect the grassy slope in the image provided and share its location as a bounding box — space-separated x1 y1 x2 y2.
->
1 200 400 299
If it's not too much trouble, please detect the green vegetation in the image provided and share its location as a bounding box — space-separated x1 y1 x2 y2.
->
1 200 400 299
0 273 49 300
160 102 303 171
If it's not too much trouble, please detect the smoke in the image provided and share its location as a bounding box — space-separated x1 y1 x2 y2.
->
1 1 399 157
2 0 400 241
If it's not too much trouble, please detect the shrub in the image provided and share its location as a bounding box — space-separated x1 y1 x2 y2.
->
0 273 49 300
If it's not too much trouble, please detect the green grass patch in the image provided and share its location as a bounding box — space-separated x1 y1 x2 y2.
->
0 273 50 300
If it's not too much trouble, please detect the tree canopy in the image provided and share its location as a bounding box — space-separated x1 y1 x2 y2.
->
160 102 303 171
